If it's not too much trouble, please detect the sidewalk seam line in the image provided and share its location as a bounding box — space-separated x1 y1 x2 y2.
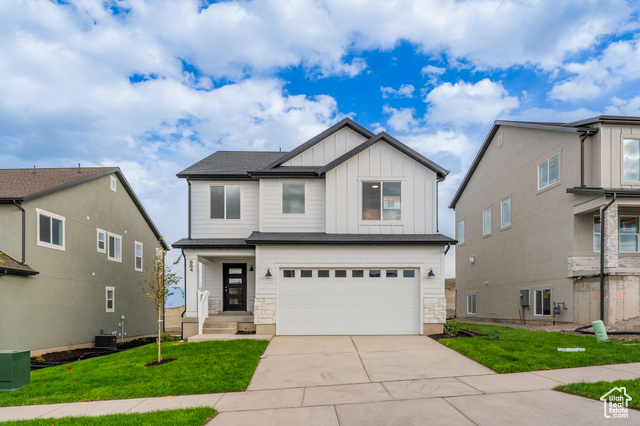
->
350 336 372 383
442 397 479 426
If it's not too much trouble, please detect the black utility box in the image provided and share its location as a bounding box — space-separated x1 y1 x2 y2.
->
95 334 117 349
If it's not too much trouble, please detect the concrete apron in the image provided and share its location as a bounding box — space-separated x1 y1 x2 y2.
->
2 336 640 425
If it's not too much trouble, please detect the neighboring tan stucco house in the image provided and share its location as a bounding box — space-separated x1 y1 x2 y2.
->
0 167 168 353
450 116 640 325
174 118 455 337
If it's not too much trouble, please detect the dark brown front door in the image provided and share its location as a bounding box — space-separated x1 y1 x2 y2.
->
223 263 246 311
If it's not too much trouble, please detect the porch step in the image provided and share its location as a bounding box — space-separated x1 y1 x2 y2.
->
205 314 253 324
203 326 238 334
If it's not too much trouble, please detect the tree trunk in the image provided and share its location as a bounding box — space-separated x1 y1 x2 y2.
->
157 307 162 363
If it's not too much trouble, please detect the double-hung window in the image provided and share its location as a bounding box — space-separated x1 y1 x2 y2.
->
97 229 106 253
134 241 143 271
620 216 639 252
362 181 401 220
37 209 65 250
501 196 511 228
623 139 640 182
105 287 115 312
108 232 122 262
538 154 560 189
458 219 465 244
282 183 305 214
210 185 241 219
483 206 491 235
467 294 477 314
534 289 551 316
594 216 601 252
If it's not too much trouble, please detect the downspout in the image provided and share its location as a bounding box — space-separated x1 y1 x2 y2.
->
580 133 587 187
600 193 616 322
188 179 192 239
444 243 451 255
436 180 440 233
180 248 186 340
13 201 26 264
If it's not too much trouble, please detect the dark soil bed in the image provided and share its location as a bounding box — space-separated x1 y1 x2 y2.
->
428 329 485 341
235 331 257 335
145 357 177 367
32 338 155 364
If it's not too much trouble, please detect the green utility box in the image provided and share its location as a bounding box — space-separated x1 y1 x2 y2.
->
0 350 31 391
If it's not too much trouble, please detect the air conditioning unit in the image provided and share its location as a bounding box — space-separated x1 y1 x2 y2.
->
95 334 117 349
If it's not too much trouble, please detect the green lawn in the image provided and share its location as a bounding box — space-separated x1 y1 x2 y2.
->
440 323 640 373
0 340 269 407
556 379 640 409
1 407 216 426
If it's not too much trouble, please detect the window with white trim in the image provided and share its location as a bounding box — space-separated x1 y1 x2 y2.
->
534 289 551 316
134 241 143 271
467 294 477 314
483 206 491 235
110 175 117 192
106 286 115 312
107 232 122 262
458 219 465 244
538 154 560 190
97 229 106 253
210 185 241 219
501 196 511 228
623 139 640 182
282 183 305 214
594 216 601 252
362 181 401 220
620 216 639 252
37 209 65 250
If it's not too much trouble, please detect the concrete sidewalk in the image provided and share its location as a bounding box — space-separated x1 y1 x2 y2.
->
1 336 639 425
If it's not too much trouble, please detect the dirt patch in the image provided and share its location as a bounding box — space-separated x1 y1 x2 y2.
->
145 357 176 367
429 329 485 342
32 338 155 364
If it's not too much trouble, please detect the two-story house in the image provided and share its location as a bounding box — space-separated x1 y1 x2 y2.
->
0 167 168 353
173 118 455 337
450 116 640 325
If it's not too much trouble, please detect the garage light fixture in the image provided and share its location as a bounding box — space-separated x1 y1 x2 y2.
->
265 268 272 277
427 268 435 277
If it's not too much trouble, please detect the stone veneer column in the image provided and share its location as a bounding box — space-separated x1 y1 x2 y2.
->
253 298 276 324
603 203 619 269
423 297 446 324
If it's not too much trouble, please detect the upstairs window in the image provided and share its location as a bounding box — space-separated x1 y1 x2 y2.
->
134 241 143 271
282 183 305 214
623 139 640 182
458 219 465 244
594 216 601 252
97 229 106 253
108 232 122 262
538 154 560 190
362 181 401 221
501 196 511 228
620 216 639 253
37 209 65 250
105 286 115 312
210 185 241 219
483 206 491 236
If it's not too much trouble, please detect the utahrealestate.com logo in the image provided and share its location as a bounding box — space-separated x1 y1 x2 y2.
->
600 387 632 419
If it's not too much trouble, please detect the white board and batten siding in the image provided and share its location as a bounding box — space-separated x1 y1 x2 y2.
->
598 124 640 189
283 127 369 166
190 180 259 239
259 179 325 232
325 141 438 234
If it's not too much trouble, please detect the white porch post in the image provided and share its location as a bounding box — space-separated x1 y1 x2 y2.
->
184 253 200 317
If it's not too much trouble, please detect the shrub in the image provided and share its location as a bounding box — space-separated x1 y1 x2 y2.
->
443 318 461 337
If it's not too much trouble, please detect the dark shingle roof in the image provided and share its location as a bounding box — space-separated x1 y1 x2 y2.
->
246 232 456 245
0 251 38 276
0 167 117 200
177 152 287 178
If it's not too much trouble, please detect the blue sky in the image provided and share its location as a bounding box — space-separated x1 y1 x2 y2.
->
2 0 640 306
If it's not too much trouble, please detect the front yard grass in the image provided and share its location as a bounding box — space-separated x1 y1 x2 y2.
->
440 323 640 373
555 379 640 409
0 340 269 407
1 407 217 425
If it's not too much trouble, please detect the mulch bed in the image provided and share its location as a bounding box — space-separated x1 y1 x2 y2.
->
428 329 485 342
145 357 177 367
32 338 155 363
235 331 257 335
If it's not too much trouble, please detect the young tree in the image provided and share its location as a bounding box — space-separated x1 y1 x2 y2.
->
139 247 182 364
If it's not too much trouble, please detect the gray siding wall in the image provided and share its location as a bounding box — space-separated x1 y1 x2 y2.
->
0 174 161 351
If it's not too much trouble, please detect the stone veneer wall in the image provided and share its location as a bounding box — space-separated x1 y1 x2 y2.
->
604 204 619 268
423 297 446 324
208 299 221 315
254 298 276 324
567 256 599 276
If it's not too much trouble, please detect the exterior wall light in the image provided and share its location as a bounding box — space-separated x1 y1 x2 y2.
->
469 256 475 264
265 268 272 277
427 268 435 277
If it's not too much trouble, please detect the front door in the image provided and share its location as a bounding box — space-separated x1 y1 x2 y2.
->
223 263 247 311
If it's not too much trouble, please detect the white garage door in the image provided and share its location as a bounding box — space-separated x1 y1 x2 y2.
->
278 268 420 335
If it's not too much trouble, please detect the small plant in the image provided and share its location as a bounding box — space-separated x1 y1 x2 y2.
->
443 318 461 337
34 354 44 362
66 343 75 353
161 332 178 342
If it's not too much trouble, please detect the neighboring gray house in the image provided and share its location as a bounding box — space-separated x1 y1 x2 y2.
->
0 167 168 354
450 116 640 325
174 118 455 337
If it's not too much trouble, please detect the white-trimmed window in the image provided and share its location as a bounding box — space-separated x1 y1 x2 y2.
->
282 183 305 214
458 219 465 244
594 216 601 252
483 206 491 235
110 175 117 192
534 289 551 316
210 185 241 219
623 139 640 182
538 153 560 190
97 228 106 253
362 181 401 221
134 241 143 271
37 208 65 250
107 232 122 262
467 294 477 314
620 216 639 252
501 196 511 228
106 286 115 312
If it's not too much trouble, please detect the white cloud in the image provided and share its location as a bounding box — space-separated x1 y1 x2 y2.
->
425 79 520 125
421 65 446 76
381 84 415 98
383 105 417 132
604 96 640 116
